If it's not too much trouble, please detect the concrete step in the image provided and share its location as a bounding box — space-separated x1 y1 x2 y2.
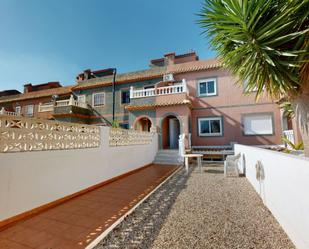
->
153 160 181 165
153 149 182 165
154 154 181 159
157 150 179 154
154 159 180 163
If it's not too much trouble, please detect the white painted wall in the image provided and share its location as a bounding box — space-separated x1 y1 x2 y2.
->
235 144 309 249
0 127 158 222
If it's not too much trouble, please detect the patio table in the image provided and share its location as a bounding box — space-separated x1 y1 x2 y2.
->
183 153 203 173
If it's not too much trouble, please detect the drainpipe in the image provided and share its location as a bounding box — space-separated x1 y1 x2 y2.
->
112 68 117 123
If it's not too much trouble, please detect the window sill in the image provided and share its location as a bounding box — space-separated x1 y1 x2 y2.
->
197 94 217 98
199 133 223 137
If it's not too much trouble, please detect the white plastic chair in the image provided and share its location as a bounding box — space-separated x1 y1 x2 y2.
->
224 153 241 177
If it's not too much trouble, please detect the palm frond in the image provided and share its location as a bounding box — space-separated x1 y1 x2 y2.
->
198 0 309 99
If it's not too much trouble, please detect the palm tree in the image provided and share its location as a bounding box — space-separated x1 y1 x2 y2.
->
279 99 295 119
199 0 309 155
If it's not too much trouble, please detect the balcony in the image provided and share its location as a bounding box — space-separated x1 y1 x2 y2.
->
38 95 89 113
0 107 21 117
130 79 187 99
127 80 190 110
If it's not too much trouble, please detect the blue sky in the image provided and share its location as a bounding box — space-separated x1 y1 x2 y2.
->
0 0 216 92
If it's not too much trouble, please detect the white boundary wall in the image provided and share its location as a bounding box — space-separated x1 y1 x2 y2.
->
0 127 158 221
235 144 309 249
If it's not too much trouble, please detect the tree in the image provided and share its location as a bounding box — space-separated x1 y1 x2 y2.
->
199 0 309 155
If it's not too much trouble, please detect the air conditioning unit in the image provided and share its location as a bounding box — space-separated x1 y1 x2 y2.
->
163 73 174 82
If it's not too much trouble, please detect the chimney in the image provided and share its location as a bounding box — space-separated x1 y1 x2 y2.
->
23 83 32 93
83 69 92 80
164 52 175 65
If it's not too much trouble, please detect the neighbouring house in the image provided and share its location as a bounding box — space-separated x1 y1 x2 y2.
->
0 51 301 148
0 82 72 120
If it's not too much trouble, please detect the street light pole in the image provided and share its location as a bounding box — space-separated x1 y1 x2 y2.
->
112 68 117 124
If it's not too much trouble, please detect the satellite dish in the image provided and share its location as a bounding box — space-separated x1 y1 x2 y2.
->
52 95 59 101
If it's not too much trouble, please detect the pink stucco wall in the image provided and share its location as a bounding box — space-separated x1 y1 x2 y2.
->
172 68 285 146
132 67 298 147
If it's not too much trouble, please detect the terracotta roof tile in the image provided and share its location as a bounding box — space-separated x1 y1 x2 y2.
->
73 67 167 90
74 59 221 90
125 99 191 111
167 58 222 74
0 85 73 104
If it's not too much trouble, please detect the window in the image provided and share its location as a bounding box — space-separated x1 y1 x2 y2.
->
15 106 21 114
243 79 258 93
144 85 154 89
198 78 217 96
77 95 86 103
198 117 222 136
121 90 130 104
25 105 34 117
242 113 273 135
92 92 105 107
119 123 129 129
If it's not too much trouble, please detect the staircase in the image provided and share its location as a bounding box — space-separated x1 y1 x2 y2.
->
153 150 183 165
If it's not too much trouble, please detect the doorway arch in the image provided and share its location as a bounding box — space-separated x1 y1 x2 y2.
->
161 115 181 149
134 116 153 132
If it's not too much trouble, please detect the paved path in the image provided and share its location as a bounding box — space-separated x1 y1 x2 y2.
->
0 164 178 249
97 164 295 249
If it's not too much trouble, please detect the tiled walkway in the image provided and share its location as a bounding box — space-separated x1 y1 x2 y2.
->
0 164 178 249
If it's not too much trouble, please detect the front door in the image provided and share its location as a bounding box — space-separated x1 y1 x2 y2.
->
169 118 180 149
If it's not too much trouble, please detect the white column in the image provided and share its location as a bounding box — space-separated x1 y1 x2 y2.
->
182 79 187 93
0 107 5 115
178 134 185 157
130 86 134 99
69 95 74 106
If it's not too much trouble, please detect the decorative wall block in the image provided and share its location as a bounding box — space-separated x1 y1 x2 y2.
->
109 128 154 146
0 116 100 153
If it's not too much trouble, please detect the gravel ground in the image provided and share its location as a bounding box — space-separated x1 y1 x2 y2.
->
95 163 295 249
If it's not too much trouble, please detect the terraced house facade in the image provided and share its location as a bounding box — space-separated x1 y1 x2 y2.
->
0 51 300 149
71 51 300 149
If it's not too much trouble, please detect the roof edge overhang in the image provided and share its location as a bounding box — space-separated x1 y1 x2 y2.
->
73 74 163 91
125 101 192 111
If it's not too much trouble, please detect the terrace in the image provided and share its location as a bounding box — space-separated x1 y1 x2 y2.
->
0 114 308 249
127 79 190 110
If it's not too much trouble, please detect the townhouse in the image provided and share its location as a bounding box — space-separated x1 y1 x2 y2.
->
71 52 299 148
0 51 300 148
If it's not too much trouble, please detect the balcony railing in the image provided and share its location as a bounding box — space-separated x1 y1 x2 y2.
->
38 95 88 112
0 107 21 116
56 96 88 109
38 103 54 112
130 79 187 99
283 130 295 149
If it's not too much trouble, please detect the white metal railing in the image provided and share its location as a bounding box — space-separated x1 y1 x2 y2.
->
38 103 54 112
0 107 21 116
55 95 88 109
130 79 187 99
283 130 295 149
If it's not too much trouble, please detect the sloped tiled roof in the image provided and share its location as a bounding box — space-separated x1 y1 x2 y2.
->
167 58 221 74
0 85 73 104
74 58 222 90
125 99 191 111
73 67 167 90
